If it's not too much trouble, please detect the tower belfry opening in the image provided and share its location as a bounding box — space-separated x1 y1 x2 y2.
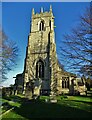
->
39 21 44 31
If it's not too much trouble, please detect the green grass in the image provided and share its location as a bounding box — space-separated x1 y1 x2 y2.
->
0 95 22 108
68 96 92 102
1 95 92 119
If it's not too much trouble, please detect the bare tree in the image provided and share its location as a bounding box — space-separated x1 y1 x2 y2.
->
60 6 92 77
0 29 18 82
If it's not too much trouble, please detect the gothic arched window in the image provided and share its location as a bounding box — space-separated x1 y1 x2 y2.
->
62 77 69 88
48 32 50 41
62 80 64 88
39 21 44 31
49 20 51 30
36 59 44 79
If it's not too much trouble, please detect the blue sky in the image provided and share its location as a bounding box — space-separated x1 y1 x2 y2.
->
2 2 90 86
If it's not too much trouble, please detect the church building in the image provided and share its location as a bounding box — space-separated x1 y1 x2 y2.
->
14 6 86 97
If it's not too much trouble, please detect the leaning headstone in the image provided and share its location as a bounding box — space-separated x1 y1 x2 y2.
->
49 93 57 103
50 99 57 103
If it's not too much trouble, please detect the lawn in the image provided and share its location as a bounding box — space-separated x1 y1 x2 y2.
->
1 95 92 119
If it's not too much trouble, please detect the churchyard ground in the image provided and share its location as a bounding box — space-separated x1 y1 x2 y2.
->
0 94 92 119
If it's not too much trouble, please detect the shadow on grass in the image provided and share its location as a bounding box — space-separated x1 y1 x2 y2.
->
13 98 92 119
67 99 92 105
67 95 92 104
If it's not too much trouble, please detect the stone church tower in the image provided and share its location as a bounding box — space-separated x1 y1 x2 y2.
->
23 6 59 95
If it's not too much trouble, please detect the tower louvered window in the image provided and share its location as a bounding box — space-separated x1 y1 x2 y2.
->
39 21 44 31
